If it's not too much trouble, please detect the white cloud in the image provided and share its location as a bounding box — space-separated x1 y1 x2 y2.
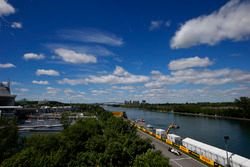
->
58 66 149 85
73 45 114 56
64 88 74 95
11 22 22 29
85 66 149 84
151 70 162 76
58 29 124 46
149 20 171 31
149 20 163 31
58 78 86 85
145 68 250 88
168 56 213 70
159 86 250 103
144 81 165 89
112 86 135 91
46 87 60 95
47 44 114 58
91 89 108 95
32 80 49 85
54 48 97 64
0 63 15 68
15 88 29 92
23 53 45 60
171 0 250 49
0 0 15 17
36 69 60 76
63 89 86 100
113 66 129 76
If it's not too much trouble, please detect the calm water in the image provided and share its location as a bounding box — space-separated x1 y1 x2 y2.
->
103 106 250 158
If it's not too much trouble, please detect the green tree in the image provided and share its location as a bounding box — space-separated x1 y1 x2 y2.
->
60 111 71 129
133 150 170 167
0 118 18 163
235 97 250 111
68 152 100 167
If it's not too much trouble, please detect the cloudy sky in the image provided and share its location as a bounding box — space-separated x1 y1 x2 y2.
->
1 0 250 103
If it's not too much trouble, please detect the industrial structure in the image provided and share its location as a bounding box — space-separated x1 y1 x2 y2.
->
0 81 21 115
0 81 16 106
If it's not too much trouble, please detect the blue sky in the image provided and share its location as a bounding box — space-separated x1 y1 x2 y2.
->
1 0 250 103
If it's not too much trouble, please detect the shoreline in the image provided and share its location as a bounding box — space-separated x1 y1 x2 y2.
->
115 105 250 121
172 111 250 121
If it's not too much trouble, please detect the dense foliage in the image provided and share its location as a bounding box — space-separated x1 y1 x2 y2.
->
121 97 250 119
1 105 170 167
0 118 18 163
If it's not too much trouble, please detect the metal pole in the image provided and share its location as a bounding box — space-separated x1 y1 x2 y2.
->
224 136 230 167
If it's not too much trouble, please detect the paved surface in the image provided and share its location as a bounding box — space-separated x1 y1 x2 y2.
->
137 130 207 167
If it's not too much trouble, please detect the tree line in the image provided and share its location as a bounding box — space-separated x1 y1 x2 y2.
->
121 97 250 119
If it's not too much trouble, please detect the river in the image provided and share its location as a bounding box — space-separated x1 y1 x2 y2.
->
103 106 250 158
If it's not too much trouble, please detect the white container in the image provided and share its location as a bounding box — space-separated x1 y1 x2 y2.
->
182 137 250 167
230 154 250 167
242 160 250 167
167 134 181 143
155 129 165 137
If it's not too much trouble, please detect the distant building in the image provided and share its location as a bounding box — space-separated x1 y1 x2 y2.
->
0 82 22 116
141 100 146 104
124 100 140 105
132 101 140 105
0 82 16 106
124 100 132 104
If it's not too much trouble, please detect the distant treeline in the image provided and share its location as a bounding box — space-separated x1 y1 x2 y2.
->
0 104 170 167
15 99 64 107
120 97 250 119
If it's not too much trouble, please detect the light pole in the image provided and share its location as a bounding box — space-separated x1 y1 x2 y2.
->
224 136 230 167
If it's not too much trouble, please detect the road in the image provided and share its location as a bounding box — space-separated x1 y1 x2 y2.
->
137 130 207 167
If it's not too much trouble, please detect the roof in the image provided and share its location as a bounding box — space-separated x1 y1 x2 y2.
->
183 137 250 163
0 95 16 98
156 129 165 132
0 106 23 109
182 137 232 158
168 133 181 138
0 82 16 97
242 160 250 166
231 154 250 165
0 85 10 95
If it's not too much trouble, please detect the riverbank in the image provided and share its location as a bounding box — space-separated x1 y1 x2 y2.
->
172 111 250 121
119 105 250 121
117 100 250 121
